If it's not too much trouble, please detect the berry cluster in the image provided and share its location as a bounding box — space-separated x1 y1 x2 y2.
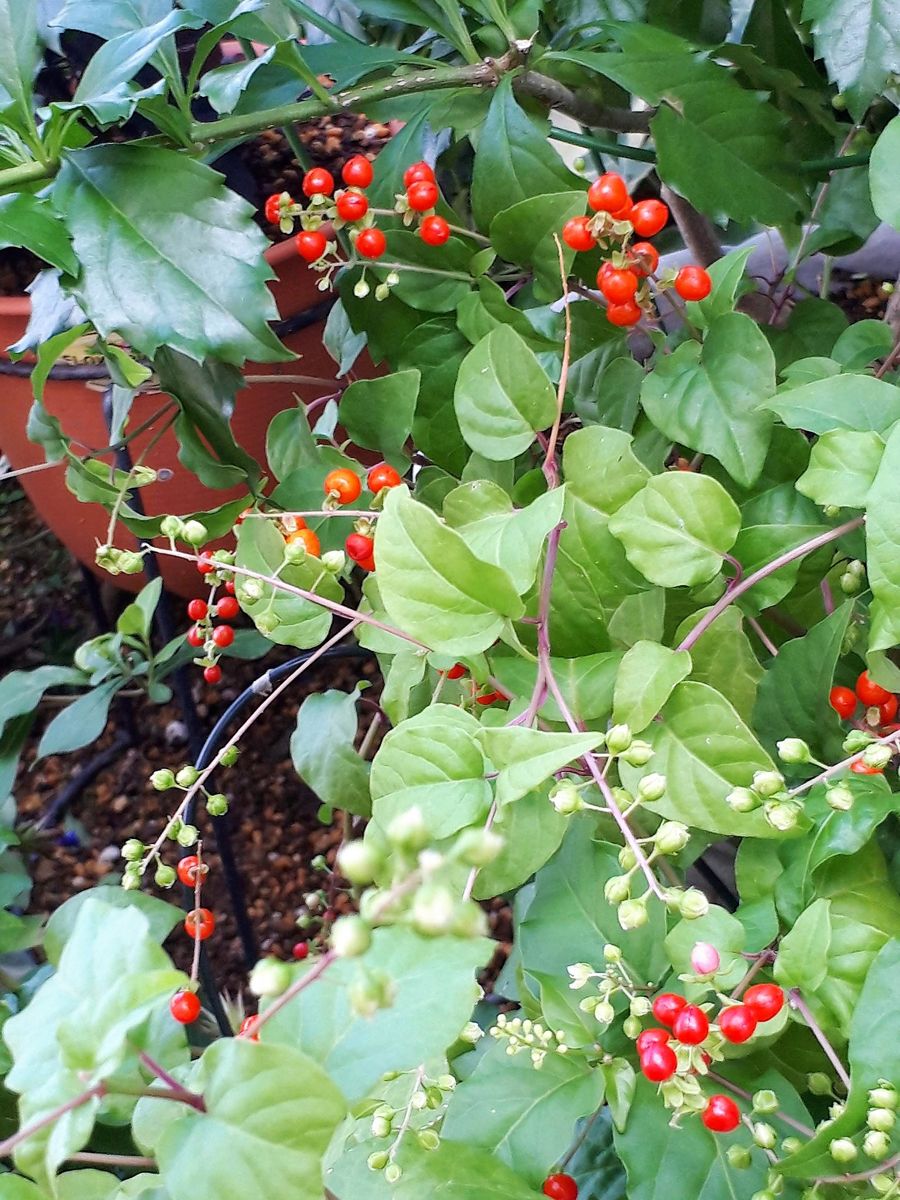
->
830 670 900 766
635 982 785 1131
164 851 215 1026
489 1014 569 1068
184 590 240 685
440 662 505 707
394 160 450 246
561 172 712 328
324 461 403 573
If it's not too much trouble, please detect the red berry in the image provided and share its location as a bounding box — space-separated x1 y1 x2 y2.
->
225 580 236 595
185 907 215 941
407 180 438 211
302 167 334 197
292 941 310 960
629 241 660 276
186 624 205 648
476 690 505 706
356 227 386 259
447 663 467 680
169 990 201 1024
855 668 887 704
324 468 362 504
216 596 239 620
606 301 642 327
630 199 669 237
743 983 784 1022
187 598 208 621
542 1174 578 1200
359 555 376 573
562 216 596 252
636 1027 671 1055
600 267 639 304
197 552 215 575
346 532 375 563
673 1004 710 1045
675 265 712 302
652 993 687 1027
403 160 435 188
342 155 374 188
641 1042 678 1082
718 1005 757 1044
702 1094 740 1133
264 194 284 224
420 215 450 246
177 855 208 888
336 191 369 222
879 694 899 723
296 229 328 262
367 462 403 493
587 172 629 214
212 625 234 648
829 685 857 719
851 758 883 774
238 1014 259 1041
203 664 222 685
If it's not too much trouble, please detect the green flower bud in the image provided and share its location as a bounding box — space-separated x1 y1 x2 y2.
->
121 838 144 862
321 550 345 574
679 888 709 919
829 1138 858 1164
753 1090 779 1115
594 999 616 1024
417 1129 440 1151
175 766 200 787
826 783 854 812
753 1123 777 1150
240 580 263 602
206 794 228 816
623 1015 642 1039
455 827 504 867
249 956 292 997
862 742 892 769
843 729 874 754
371 1116 391 1138
637 773 666 802
726 786 760 813
337 840 383 885
121 864 142 890
808 1072 833 1095
764 800 801 832
550 781 585 815
654 821 690 855
411 884 457 936
750 1192 776 1200
777 738 811 764
154 864 176 889
284 540 308 564
374 283 390 302
387 806 429 852
823 504 841 519
604 875 631 904
150 768 176 791
618 845 637 870
349 967 395 1017
354 279 371 299
160 515 185 538
603 943 622 962
839 571 862 595
863 1130 891 1160
867 1108 896 1133
220 745 240 767
780 1137 802 1155
618 898 648 930
384 1163 402 1185
331 915 372 958
621 739 654 767
182 520 208 545
726 1145 752 1169
451 900 488 939
367 1151 389 1171
869 1084 898 1110
605 724 633 754
256 612 278 635
752 770 786 797
873 1175 895 1195
118 551 144 574
630 995 652 1017
176 824 199 847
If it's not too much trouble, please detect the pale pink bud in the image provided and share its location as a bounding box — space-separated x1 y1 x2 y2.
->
690 941 720 976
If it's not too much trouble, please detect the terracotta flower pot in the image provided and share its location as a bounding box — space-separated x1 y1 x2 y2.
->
0 239 365 597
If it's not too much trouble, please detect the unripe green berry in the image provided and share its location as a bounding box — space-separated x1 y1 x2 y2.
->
843 729 874 754
451 900 488 939
829 1137 858 1164
331 915 371 958
764 800 800 832
862 742 892 769
618 898 648 930
122 864 142 890
455 828 504 867
873 1174 895 1194
726 1145 752 1169
604 875 631 904
637 773 666 802
175 766 200 787
726 786 759 813
150 768 176 791
182 520 208 545
337 840 383 885
621 739 654 767
781 1137 802 1155
869 1084 898 1110
121 838 144 862
750 1192 776 1200
176 824 199 847
753 1090 779 1114
367 1151 389 1170
623 1015 642 1039
284 540 308 564
654 820 690 855
867 1107 896 1133
417 1129 440 1151
249 957 292 997
777 738 811 764
220 745 240 767
826 783 854 812
384 1163 402 1184
206 794 228 816
550 781 585 815
679 888 710 919
160 515 185 538
371 1116 391 1138
154 864 176 889
753 1123 777 1150
863 1130 891 1160
839 571 862 595
387 806 429 852
808 1072 832 1095
753 770 785 797
321 550 345 573
605 724 633 754
411 884 457 936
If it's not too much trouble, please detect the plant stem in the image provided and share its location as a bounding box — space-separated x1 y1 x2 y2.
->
138 1049 199 1103
542 235 571 487
0 1083 106 1160
788 726 900 797
746 616 779 657
788 988 851 1092
388 1065 426 1161
816 1150 900 1185
548 124 656 162
462 798 498 901
69 1152 156 1167
244 949 338 1038
676 518 863 653
244 510 379 520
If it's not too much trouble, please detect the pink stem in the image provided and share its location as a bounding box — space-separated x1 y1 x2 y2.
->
542 236 572 488
788 726 900 798
0 1082 106 1159
788 988 851 1091
821 577 835 615
242 950 337 1039
677 518 863 654
816 1150 900 1185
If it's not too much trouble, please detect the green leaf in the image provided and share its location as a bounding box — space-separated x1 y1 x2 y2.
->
774 896 831 992
473 783 569 899
870 113 900 229
864 423 900 652
563 425 651 516
762 372 900 434
116 577 162 641
235 519 344 649
157 1040 345 1200
796 428 885 507
263 927 491 1097
374 486 524 655
338 370 419 456
666 904 748 993
442 485 565 595
640 313 776 487
478 726 603 806
454 325 557 461
370 704 490 838
471 76 577 231
37 679 121 759
44 888 182 965
265 403 318 480
442 1042 605 1188
492 652 622 724
0 0 39 132
489 192 586 299
518 825 667 984
198 44 277 114
612 641 691 733
803 0 900 112
833 319 894 370
608 473 741 587
674 608 763 722
376 229 473 313
619 681 778 837
290 688 371 818
0 664 86 740
398 318 470 476
457 278 559 350
0 194 77 274
753 603 852 765
54 144 291 365
54 0 172 38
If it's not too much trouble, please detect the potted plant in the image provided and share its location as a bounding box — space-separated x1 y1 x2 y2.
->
1 1 900 1198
